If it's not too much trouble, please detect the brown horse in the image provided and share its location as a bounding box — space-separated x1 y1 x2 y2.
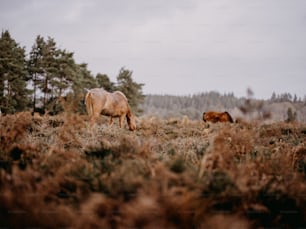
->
85 88 136 131
203 111 234 123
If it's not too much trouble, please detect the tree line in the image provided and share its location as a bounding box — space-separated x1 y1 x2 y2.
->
141 92 244 119
141 91 306 122
0 30 144 115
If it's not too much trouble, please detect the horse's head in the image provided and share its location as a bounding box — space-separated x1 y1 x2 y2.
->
126 110 136 131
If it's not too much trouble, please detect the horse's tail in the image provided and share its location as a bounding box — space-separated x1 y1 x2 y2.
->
85 91 94 117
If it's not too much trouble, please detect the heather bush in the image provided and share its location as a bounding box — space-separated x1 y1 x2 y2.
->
0 113 306 228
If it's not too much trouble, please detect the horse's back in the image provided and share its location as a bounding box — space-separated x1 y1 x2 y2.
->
203 111 233 123
112 91 128 101
109 91 130 114
89 88 109 99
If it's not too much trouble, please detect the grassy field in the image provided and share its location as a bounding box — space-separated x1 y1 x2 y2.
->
0 112 306 228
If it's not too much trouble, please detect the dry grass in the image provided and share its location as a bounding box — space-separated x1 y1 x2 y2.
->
0 112 306 228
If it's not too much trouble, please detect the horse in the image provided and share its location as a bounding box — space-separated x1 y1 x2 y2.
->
85 88 136 131
203 111 234 123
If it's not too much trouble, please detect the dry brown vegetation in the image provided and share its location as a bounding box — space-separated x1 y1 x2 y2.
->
1 112 306 228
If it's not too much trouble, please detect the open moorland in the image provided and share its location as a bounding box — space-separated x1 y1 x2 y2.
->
0 112 306 229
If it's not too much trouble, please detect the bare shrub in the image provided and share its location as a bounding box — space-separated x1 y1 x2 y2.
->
1 112 306 228
0 112 33 153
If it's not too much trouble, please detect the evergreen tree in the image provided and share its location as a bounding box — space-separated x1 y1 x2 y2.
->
72 63 97 94
68 63 97 114
28 35 45 112
40 37 58 110
286 107 297 122
0 30 30 114
96 73 115 91
51 49 76 97
270 92 276 102
28 36 59 113
116 67 145 115
293 94 298 103
28 36 91 114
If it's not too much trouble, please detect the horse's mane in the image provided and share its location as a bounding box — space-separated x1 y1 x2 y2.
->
112 91 128 101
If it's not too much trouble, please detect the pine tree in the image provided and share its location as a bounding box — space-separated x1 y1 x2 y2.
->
0 30 30 114
96 73 115 91
29 36 84 113
68 63 97 114
40 37 58 111
293 94 298 103
286 107 297 122
51 49 76 97
116 67 145 115
72 63 97 94
28 36 59 113
270 92 277 102
28 35 45 112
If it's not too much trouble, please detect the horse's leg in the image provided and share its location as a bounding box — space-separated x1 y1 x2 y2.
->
109 117 114 126
119 115 125 128
90 113 98 127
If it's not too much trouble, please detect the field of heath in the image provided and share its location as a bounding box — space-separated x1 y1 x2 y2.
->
0 111 306 229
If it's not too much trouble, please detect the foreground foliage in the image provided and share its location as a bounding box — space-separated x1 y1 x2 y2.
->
0 112 306 228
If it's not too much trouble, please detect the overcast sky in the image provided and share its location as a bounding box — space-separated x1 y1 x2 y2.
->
1 0 306 99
